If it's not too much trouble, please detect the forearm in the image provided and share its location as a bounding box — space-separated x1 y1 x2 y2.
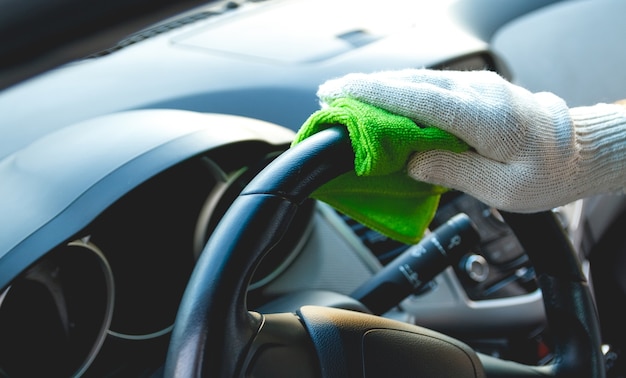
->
570 101 626 197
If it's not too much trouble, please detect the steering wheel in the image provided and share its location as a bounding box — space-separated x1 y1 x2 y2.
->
164 126 605 377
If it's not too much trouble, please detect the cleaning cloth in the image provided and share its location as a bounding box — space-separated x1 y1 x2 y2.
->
292 97 468 244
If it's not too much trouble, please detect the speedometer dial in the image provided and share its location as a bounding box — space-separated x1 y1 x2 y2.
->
0 239 113 377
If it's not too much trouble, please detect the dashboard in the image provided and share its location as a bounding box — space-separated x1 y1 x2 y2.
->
0 110 297 377
0 138 580 376
0 144 550 376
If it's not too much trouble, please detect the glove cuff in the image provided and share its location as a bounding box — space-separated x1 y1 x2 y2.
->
572 103 626 196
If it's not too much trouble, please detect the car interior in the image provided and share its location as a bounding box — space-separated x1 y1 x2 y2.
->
1 0 625 376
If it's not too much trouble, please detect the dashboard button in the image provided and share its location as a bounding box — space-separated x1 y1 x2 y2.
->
463 254 490 282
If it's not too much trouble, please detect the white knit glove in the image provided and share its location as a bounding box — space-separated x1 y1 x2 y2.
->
318 69 626 212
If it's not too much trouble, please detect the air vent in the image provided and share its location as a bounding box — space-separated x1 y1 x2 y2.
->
86 9 221 58
338 213 410 265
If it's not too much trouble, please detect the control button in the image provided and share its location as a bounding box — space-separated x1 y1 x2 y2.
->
463 254 489 282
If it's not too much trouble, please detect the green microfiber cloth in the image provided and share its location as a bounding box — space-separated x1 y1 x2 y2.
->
292 97 469 244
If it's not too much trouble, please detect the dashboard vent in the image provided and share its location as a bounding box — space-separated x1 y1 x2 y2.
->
86 10 220 58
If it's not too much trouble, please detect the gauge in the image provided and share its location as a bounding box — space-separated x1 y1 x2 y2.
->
0 239 113 377
91 158 210 340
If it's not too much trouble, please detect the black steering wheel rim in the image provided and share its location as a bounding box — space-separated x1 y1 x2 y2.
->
164 126 605 377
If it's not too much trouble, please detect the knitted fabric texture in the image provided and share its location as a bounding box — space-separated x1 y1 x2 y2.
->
292 97 468 244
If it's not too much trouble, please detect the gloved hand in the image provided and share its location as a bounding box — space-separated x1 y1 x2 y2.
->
318 69 626 212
